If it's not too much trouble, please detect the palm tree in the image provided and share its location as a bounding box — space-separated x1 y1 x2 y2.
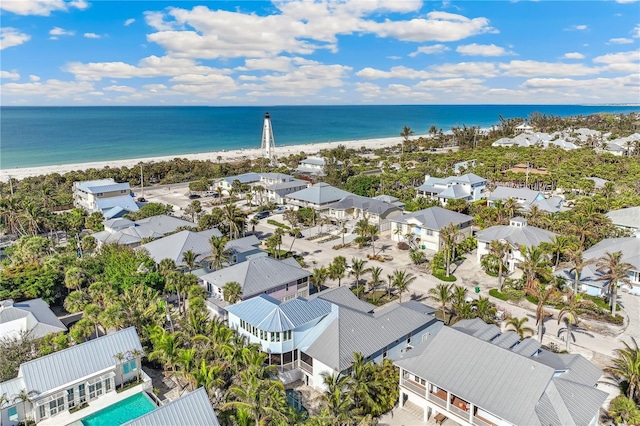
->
158 258 177 277
367 223 379 256
519 245 552 290
541 235 576 267
223 281 243 304
192 359 225 402
428 283 453 320
209 235 230 271
318 372 352 423
391 270 416 303
473 296 496 323
368 266 383 291
400 125 414 158
488 239 509 290
64 290 90 313
288 227 301 252
181 249 199 273
596 251 633 316
526 282 556 342
222 202 245 239
223 373 287 425
607 337 640 404
114 352 126 389
559 248 596 294
310 267 328 292
557 293 585 352
505 316 534 340
350 258 369 286
328 261 346 287
439 222 462 277
129 348 144 383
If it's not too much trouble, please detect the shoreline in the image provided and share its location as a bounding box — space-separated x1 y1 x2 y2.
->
0 135 423 182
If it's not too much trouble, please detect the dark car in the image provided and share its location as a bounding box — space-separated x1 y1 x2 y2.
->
254 211 270 219
188 193 201 199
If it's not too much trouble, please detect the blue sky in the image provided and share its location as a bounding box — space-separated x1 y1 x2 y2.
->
1 0 639 105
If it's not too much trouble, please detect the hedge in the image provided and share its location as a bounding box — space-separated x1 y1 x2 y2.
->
267 219 290 229
489 289 508 301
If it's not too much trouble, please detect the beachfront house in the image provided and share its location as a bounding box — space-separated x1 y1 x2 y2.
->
261 178 311 205
0 327 150 426
416 173 486 206
201 256 310 304
390 207 473 252
91 215 195 248
487 186 565 214
555 235 640 296
225 286 442 391
326 194 403 227
285 182 353 210
73 179 139 219
0 298 66 341
295 157 342 177
476 217 556 272
215 172 262 192
396 319 607 425
124 388 220 426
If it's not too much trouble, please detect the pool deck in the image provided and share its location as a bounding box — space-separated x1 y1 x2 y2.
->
38 373 152 426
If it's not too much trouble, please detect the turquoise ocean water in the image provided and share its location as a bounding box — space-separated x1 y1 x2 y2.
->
1 105 638 169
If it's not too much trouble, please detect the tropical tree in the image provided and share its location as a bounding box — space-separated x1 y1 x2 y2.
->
223 281 243 304
473 296 496 323
368 266 383 291
526 283 556 342
596 251 633 316
505 316 534 340
607 337 640 404
209 235 230 271
541 235 577 267
310 267 328 293
428 283 453 320
318 372 352 424
488 239 509 290
439 222 462 277
607 396 640 425
557 293 586 352
391 270 416 303
350 258 369 286
559 248 595 294
181 249 199 273
148 325 182 373
409 248 426 265
222 373 287 425
222 202 245 239
400 125 414 158
328 261 346 287
519 245 552 290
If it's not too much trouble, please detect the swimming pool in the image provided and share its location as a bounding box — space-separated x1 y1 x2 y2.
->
81 393 156 426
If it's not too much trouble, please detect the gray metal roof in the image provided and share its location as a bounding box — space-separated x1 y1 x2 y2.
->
310 286 376 313
200 256 311 298
476 221 556 248
18 327 142 396
391 206 473 231
225 234 260 254
226 294 332 332
0 298 67 340
286 182 352 205
606 206 640 230
300 157 326 166
327 195 400 216
583 236 640 271
265 179 309 191
450 173 486 185
373 194 399 203
304 302 441 371
95 195 140 213
124 388 220 426
0 377 26 407
95 215 195 246
76 179 131 194
223 172 261 184
138 228 222 264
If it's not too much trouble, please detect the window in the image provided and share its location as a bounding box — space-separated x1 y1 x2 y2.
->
9 407 18 421
285 283 289 291
382 346 388 359
39 405 46 420
426 229 433 236
123 362 130 374
79 384 86 403
49 396 65 415
105 378 112 392
407 333 412 344
128 360 137 373
67 388 75 408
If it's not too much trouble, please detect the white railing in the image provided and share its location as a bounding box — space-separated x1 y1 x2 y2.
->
449 403 469 420
400 379 426 397
473 415 494 426
299 360 313 374
426 392 447 408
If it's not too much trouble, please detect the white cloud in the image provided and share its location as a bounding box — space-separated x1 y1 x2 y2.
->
409 44 449 57
609 38 633 44
0 70 20 80
84 33 101 39
593 50 640 73
456 43 511 56
356 66 432 80
566 24 588 31
414 77 486 92
49 27 75 39
634 24 640 38
1 79 95 99
124 18 135 26
563 52 585 59
0 28 31 50
500 60 600 77
430 62 498 77
0 0 88 16
522 74 639 100
615 0 638 3
103 85 137 93
29 75 40 82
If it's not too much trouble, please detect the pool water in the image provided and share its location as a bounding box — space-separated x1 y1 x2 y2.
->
81 393 156 426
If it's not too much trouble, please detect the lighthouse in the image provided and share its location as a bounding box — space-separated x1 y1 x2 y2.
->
261 112 276 165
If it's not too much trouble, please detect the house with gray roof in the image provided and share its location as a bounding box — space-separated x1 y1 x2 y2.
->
215 172 262 191
295 157 342 176
0 299 66 341
327 194 403 225
226 288 441 390
487 186 565 214
0 327 150 426
390 207 474 251
73 179 139 219
556 236 640 296
261 178 310 204
477 217 556 272
395 320 607 425
373 194 405 209
224 234 264 264
124 388 220 426
606 206 640 234
285 182 353 210
137 228 222 266
200 256 310 303
416 173 486 206
92 215 195 248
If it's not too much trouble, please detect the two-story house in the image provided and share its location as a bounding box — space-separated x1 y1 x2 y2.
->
73 179 139 218
285 182 353 210
295 157 342 177
327 194 403 225
390 207 474 252
487 186 564 214
396 319 607 426
92 215 195 248
416 173 486 206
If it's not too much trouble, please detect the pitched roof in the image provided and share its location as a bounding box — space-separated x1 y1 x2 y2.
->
17 327 142 396
395 325 606 426
138 228 222 264
226 294 332 332
0 298 67 340
303 302 441 371
450 173 486 184
476 221 556 247
286 182 352 205
222 172 261 184
606 206 640 230
95 195 140 213
124 388 220 426
327 195 400 216
310 286 376 313
75 179 131 194
583 236 640 271
199 256 311 298
94 215 195 246
391 206 473 230
225 234 261 254
265 179 309 191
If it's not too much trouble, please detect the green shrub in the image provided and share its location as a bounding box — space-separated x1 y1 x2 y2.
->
489 289 508 301
432 270 457 282
502 289 525 301
526 295 539 304
267 219 290 229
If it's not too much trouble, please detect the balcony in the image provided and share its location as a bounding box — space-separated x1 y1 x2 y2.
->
473 415 495 426
427 390 447 409
400 379 426 397
299 360 313 374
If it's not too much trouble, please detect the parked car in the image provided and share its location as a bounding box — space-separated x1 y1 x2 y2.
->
254 211 270 220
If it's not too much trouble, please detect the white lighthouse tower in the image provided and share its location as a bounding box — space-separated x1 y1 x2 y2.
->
261 112 276 165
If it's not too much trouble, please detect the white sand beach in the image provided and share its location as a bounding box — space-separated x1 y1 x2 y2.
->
0 135 424 182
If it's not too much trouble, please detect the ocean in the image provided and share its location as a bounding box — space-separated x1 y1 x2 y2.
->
1 105 639 169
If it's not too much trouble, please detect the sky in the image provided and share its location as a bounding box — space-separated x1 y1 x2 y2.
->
1 0 639 106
